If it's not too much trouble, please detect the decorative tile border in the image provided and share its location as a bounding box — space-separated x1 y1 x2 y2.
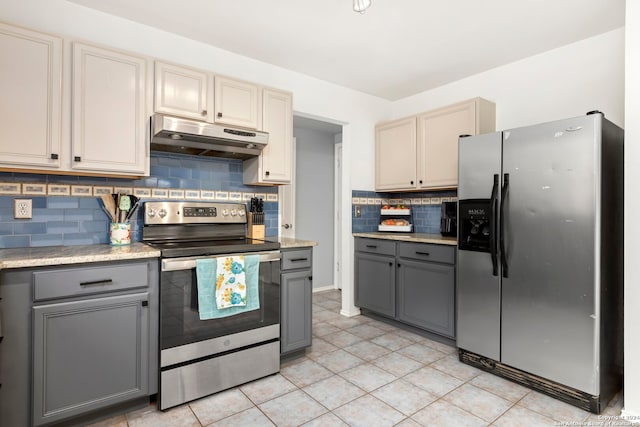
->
0 182 21 195
0 180 282 204
351 197 455 205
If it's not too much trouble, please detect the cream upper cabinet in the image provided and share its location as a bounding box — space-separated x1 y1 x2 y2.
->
243 88 292 185
417 98 495 189
375 117 418 191
154 61 213 122
0 23 62 170
214 76 261 129
72 42 149 175
375 98 495 191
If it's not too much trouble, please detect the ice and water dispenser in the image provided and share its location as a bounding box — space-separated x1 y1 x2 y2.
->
458 199 492 252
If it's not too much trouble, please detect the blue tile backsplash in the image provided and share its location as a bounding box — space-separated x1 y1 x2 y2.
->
351 189 456 234
0 152 279 248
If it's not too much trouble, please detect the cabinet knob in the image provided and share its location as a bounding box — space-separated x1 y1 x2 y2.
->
419 180 423 184
389 262 393 266
74 156 81 162
50 153 59 160
309 276 313 281
265 171 270 176
201 110 207 116
410 181 414 185
398 263 401 267
283 224 291 229
217 112 223 118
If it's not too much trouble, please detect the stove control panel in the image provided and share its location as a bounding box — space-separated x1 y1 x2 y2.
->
143 202 247 225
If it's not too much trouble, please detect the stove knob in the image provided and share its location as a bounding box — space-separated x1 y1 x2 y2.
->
222 209 229 216
230 209 237 216
238 209 245 216
147 208 156 218
158 208 167 218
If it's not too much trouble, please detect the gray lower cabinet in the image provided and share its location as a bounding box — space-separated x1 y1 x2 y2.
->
32 293 150 426
0 258 158 427
397 258 455 338
355 237 456 338
354 252 396 318
280 248 313 354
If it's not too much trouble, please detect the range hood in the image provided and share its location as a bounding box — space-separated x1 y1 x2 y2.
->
150 114 268 159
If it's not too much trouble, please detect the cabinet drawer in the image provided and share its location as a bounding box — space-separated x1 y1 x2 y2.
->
355 238 396 256
33 262 149 301
397 242 455 264
281 249 312 271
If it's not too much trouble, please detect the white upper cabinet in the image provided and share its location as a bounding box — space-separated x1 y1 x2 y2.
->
72 42 149 175
243 88 292 185
154 61 213 122
375 117 418 191
375 98 495 191
0 23 62 170
214 76 261 129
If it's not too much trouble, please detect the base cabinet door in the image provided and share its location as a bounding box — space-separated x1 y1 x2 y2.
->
281 270 312 354
397 259 455 338
32 292 150 426
355 252 396 318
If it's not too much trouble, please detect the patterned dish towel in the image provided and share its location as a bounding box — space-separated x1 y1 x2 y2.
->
195 255 260 320
215 256 247 309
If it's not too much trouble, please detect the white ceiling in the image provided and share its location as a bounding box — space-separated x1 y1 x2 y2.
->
68 0 624 101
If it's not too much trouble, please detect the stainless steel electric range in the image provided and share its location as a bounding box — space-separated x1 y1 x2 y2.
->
142 201 281 410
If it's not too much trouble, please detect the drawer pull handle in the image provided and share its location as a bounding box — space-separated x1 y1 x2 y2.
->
365 245 378 248
290 258 308 262
415 251 430 256
79 279 113 286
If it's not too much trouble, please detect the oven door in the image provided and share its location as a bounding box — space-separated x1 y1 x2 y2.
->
159 251 280 368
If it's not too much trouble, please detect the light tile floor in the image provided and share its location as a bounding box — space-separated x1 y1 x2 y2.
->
90 290 627 427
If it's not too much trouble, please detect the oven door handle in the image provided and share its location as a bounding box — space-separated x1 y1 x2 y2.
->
162 251 281 271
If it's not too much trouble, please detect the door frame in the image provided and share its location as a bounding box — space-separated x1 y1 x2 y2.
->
334 142 343 289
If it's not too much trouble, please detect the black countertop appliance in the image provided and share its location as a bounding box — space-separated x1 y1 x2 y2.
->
440 201 457 237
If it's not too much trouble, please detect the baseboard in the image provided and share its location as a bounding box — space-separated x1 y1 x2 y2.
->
621 409 640 424
312 285 336 293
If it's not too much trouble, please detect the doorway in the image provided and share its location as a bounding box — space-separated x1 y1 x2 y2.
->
280 115 342 292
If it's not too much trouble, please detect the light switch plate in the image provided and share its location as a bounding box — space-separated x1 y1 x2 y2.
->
14 198 33 219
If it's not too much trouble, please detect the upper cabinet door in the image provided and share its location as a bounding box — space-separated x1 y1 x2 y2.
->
417 98 495 189
154 61 213 122
72 42 148 175
260 88 292 183
417 101 476 189
375 117 417 191
0 23 62 169
214 76 260 129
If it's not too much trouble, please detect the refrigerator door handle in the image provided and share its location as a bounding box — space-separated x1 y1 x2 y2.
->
490 174 499 276
500 173 509 278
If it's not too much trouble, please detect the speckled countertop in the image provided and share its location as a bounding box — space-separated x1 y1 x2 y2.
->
353 232 457 246
277 237 318 249
0 243 160 270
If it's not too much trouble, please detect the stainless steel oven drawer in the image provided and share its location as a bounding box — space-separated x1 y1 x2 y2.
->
33 261 149 301
281 249 312 270
160 340 280 410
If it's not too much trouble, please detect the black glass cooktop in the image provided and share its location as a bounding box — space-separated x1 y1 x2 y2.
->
147 238 280 258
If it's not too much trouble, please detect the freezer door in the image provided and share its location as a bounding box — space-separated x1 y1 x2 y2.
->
501 115 599 394
457 132 502 360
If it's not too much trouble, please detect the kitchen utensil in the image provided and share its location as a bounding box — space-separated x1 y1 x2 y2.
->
119 195 131 222
125 195 140 221
100 194 117 221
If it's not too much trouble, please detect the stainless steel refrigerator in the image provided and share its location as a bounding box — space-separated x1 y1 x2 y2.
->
456 112 623 413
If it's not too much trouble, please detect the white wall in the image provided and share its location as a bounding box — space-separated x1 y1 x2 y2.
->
624 1 640 420
293 127 336 290
0 0 391 316
392 28 625 131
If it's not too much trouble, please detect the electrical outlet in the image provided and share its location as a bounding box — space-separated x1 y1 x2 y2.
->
14 199 32 219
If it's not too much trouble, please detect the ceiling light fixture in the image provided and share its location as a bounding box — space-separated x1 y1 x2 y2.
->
353 0 372 14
